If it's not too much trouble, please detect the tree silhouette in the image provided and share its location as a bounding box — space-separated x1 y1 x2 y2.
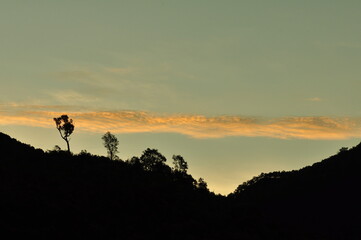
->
172 155 188 173
102 131 119 160
196 177 208 191
339 147 348 153
53 115 74 153
139 148 167 171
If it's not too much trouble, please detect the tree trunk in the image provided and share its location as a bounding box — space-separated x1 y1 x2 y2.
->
66 140 70 153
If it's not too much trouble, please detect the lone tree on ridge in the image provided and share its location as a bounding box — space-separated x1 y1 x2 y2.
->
53 115 74 153
102 131 119 160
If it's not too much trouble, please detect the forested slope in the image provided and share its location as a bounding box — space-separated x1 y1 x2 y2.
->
1 132 360 239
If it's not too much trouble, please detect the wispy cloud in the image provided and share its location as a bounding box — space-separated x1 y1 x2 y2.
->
49 67 172 101
1 104 361 140
307 97 322 102
50 69 119 94
48 90 100 104
104 67 134 74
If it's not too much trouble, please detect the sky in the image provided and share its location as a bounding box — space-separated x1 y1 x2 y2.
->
1 1 361 194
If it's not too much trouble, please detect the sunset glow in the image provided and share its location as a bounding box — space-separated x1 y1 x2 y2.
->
1 105 360 140
1 1 360 194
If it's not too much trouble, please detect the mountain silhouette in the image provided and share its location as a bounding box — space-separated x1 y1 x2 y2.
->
1 132 360 239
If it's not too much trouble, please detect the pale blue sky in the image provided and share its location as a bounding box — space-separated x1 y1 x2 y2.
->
1 1 361 194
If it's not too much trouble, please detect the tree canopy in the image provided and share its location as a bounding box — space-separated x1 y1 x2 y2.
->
172 155 188 173
139 148 167 171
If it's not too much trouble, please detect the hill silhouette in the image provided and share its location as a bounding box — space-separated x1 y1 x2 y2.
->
1 132 360 239
229 143 361 239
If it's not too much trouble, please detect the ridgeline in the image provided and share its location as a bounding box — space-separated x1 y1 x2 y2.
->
1 132 360 239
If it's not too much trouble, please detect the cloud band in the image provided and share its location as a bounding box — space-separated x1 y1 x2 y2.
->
1 104 361 140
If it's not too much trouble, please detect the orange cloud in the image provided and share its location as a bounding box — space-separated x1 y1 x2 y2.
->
1 104 361 140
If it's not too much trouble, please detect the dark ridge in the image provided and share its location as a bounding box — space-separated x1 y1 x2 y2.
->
229 142 361 239
0 132 224 239
1 132 360 239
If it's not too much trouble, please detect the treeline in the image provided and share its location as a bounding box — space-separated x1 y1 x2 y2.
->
1 131 361 239
52 115 210 189
0 132 229 239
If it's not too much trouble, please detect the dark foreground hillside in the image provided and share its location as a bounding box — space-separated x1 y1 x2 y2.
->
229 142 361 239
1 132 361 239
